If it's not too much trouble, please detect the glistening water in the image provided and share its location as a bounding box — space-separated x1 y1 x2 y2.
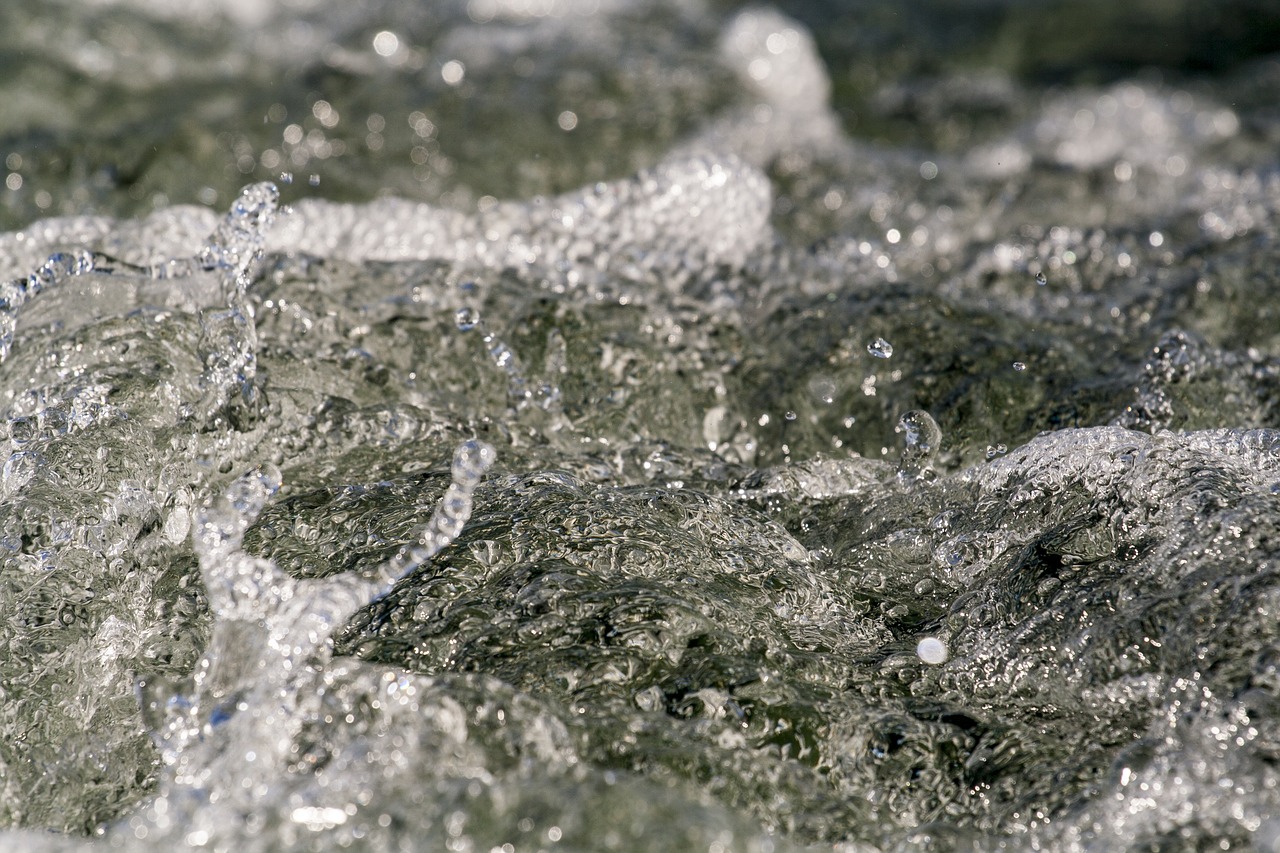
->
3 0 1280 850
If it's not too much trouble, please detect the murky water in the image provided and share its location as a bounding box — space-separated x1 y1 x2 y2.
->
4 1 1280 850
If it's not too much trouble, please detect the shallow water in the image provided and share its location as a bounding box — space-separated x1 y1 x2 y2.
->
4 1 1280 851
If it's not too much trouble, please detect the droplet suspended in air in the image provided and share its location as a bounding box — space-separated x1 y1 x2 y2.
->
455 307 479 332
867 337 893 359
1035 271 1047 285
896 409 941 479
1013 361 1027 372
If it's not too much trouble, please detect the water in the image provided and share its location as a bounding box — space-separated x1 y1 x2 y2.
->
2 0 1280 850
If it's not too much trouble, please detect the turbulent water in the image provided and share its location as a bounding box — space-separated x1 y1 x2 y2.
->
4 0 1280 850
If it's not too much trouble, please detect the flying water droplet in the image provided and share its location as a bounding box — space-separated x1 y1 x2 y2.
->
867 337 893 358
896 409 942 479
1035 271 1048 286
1013 361 1027 372
455 307 479 331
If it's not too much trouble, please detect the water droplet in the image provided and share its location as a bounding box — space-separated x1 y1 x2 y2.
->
1035 271 1047 286
986 443 1007 459
867 337 893 358
455 307 479 332
308 174 320 187
917 636 949 665
279 172 294 185
896 409 942 478
784 410 797 421
1013 361 1027 372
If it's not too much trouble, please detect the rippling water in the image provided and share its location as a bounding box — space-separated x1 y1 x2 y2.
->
4 1 1280 850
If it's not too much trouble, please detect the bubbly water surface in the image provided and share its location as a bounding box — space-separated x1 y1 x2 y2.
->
4 1 1280 850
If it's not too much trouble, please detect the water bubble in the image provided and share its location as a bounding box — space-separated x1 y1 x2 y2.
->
1035 271 1047 286
8 417 37 447
867 337 893 359
896 409 942 478
455 307 480 332
916 637 949 665
1013 361 1027 372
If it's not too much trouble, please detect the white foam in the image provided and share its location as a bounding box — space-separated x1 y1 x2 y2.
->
269 152 773 279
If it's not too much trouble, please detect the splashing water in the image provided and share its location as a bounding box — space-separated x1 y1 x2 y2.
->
140 441 494 847
0 250 95 361
4 0 1280 851
896 409 942 479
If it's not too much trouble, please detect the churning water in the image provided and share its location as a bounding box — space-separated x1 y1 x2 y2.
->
4 0 1280 850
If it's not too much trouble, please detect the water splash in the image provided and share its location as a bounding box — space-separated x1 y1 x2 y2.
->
190 183 281 425
455 304 564 416
147 440 495 837
896 409 942 479
195 182 281 287
376 440 496 584
0 250 95 362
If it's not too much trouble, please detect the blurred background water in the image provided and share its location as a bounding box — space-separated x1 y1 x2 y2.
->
4 0 1280 850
